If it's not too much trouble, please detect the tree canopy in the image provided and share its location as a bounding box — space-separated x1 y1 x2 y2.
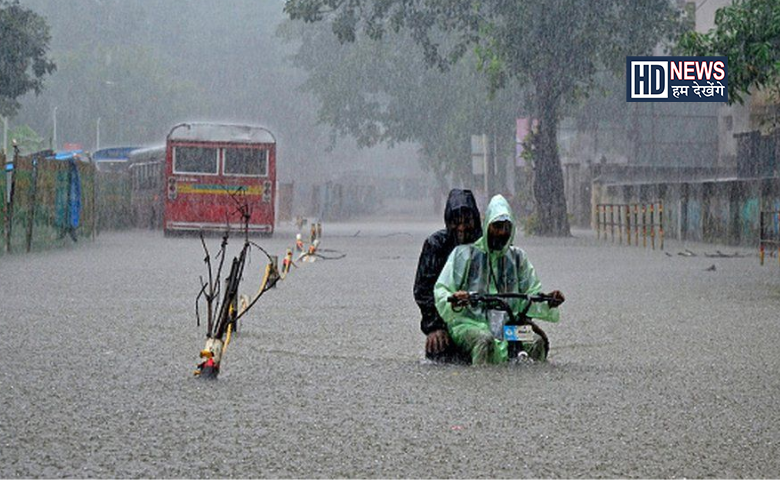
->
279 18 524 198
0 0 56 118
678 0 780 105
285 0 679 235
13 0 372 180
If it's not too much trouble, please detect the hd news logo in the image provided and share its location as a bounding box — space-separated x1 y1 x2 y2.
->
626 56 728 102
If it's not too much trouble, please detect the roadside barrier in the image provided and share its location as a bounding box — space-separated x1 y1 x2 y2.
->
2 148 97 254
596 201 664 250
759 210 780 266
280 248 294 279
194 217 341 378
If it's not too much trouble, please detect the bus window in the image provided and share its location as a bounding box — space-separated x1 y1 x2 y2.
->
224 148 267 176
142 164 149 189
174 146 218 174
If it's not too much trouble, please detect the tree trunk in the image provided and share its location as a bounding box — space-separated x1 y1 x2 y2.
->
532 88 571 237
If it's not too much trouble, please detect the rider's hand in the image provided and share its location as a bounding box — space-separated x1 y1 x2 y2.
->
426 329 451 355
547 290 565 308
452 290 470 306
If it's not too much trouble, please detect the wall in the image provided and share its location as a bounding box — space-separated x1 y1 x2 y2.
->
565 162 733 228
593 177 780 246
1 152 97 254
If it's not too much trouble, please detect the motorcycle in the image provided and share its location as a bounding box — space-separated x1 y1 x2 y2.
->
446 292 558 361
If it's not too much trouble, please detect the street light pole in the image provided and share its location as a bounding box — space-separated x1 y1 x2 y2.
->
2 116 7 157
52 106 58 151
96 117 101 151
482 133 489 196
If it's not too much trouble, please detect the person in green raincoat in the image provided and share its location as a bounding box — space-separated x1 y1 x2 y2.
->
434 194 565 364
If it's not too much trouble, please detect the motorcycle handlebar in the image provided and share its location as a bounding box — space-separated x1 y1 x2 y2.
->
446 292 557 305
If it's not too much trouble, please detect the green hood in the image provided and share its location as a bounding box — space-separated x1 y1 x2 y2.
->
474 194 516 256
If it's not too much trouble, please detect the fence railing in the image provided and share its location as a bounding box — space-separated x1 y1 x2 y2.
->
596 201 664 250
2 149 96 254
759 210 780 266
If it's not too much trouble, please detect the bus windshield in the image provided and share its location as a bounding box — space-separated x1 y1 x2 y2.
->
174 146 218 174
224 147 267 176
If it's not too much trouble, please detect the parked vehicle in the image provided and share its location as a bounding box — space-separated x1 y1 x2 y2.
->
163 123 276 235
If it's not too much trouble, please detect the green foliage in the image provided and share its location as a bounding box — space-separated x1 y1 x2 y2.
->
9 124 46 154
519 129 536 167
0 0 56 117
48 45 199 144
521 212 539 237
284 0 679 236
280 17 524 188
285 0 679 105
678 0 780 105
14 1 341 172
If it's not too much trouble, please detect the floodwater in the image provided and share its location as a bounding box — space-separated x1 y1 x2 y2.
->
1 220 779 478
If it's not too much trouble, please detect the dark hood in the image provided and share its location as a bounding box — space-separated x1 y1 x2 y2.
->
444 189 482 241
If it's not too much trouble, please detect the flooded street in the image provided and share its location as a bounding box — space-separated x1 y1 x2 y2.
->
2 0 779 477
1 221 778 477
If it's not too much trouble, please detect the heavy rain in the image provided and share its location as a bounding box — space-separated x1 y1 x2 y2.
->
1 1 779 478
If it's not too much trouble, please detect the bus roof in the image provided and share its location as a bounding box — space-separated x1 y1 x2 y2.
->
50 150 87 161
128 145 166 163
93 147 139 162
168 123 276 145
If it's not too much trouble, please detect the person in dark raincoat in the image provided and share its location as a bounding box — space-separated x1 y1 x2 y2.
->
414 189 482 362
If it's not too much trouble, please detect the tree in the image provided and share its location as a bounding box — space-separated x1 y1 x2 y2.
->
0 0 56 118
279 18 524 199
54 45 199 145
285 0 678 236
16 1 362 179
9 124 46 154
678 0 780 106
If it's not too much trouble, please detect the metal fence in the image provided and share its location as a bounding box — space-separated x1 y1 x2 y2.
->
759 210 780 266
596 201 664 250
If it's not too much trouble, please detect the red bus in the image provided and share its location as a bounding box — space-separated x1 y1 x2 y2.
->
163 123 276 236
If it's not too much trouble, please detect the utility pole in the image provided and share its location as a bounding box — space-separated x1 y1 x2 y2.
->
2 116 7 157
4 116 11 206
96 117 101 151
482 133 489 196
52 106 58 151
4 138 11 204
5 140 17 253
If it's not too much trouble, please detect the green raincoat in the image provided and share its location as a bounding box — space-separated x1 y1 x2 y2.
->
434 195 559 364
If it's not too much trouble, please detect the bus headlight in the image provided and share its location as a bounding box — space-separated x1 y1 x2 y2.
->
167 178 177 200
262 181 272 203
